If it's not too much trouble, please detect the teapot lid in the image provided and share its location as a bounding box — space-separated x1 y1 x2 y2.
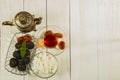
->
14 11 34 29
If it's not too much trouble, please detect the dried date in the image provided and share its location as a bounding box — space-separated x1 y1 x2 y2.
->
58 41 65 50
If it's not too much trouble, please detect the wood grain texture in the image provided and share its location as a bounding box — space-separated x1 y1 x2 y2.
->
0 0 70 80
0 0 24 80
77 0 120 80
1 0 120 80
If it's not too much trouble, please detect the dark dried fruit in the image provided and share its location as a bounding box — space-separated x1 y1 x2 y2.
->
25 50 30 56
54 33 63 38
15 42 22 49
22 57 30 64
26 41 34 49
19 59 25 65
58 41 65 50
9 58 18 68
44 34 58 48
13 50 21 59
17 64 26 71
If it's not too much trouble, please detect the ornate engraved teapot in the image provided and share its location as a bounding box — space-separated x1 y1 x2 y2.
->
2 11 42 32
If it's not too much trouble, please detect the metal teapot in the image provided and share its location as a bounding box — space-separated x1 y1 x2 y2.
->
2 11 42 32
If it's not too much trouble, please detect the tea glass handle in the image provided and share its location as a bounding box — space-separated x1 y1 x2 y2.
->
2 21 15 26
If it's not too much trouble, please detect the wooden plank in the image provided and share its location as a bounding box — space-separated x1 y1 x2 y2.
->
24 0 46 30
47 0 70 80
0 0 24 80
24 0 46 80
71 0 81 80
97 0 120 80
79 0 98 80
97 0 112 80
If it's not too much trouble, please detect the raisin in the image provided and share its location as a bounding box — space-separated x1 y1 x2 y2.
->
17 35 32 43
17 64 26 71
17 36 24 43
15 42 22 49
22 57 30 64
23 35 32 41
19 59 25 65
13 50 21 59
58 41 65 50
54 33 63 38
9 58 18 68
44 30 53 37
26 41 34 49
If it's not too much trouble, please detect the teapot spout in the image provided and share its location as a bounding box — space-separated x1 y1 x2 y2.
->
34 17 42 25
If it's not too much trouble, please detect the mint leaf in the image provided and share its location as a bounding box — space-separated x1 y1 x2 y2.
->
20 41 28 58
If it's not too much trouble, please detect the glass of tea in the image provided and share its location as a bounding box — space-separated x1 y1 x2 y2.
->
36 25 66 56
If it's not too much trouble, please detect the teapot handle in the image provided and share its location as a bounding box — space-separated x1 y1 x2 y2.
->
2 21 15 26
34 17 42 25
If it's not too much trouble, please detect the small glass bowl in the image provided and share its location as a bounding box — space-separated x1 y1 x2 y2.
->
31 50 58 79
5 32 37 75
36 25 66 56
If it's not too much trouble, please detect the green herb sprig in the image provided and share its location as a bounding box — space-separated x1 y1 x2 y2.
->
19 41 28 58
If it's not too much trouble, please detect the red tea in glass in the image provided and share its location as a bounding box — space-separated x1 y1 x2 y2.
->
44 34 58 48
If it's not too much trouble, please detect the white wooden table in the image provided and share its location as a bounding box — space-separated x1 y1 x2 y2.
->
0 0 70 80
1 0 120 80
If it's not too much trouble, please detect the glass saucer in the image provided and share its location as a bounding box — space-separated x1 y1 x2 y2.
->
36 25 66 56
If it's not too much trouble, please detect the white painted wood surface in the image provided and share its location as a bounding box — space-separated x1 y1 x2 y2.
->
0 0 70 80
1 0 120 80
75 0 120 80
